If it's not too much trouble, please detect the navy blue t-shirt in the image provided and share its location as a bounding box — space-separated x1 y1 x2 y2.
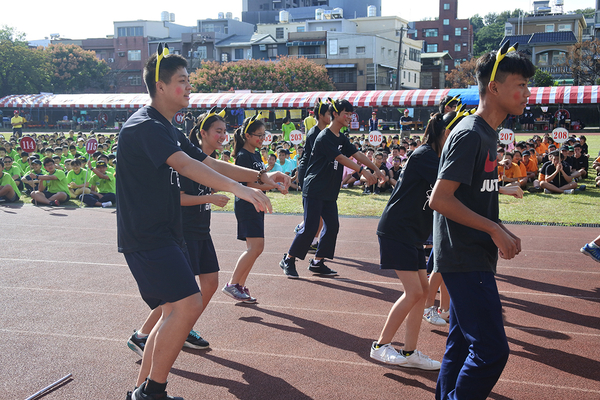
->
377 144 439 247
297 124 322 188
116 106 207 253
180 175 212 241
303 128 357 201
433 115 500 274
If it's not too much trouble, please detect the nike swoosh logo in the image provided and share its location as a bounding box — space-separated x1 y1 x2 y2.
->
484 150 497 173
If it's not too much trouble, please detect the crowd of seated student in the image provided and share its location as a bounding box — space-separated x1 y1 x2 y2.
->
0 130 117 206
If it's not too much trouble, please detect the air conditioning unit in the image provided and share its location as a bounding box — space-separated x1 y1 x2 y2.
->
108 58 115 62
118 52 125 57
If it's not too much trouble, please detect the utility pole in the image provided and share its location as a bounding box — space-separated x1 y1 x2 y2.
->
396 26 405 90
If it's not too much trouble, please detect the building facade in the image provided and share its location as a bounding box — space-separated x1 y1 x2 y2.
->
411 0 473 74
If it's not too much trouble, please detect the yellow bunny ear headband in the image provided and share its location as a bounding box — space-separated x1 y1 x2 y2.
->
199 106 227 132
445 95 461 109
445 103 473 131
316 98 327 115
490 41 519 82
327 97 339 113
155 43 170 82
244 111 264 134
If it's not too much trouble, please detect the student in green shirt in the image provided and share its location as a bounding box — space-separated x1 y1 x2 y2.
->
81 160 115 207
66 159 91 198
0 160 20 203
16 152 29 172
30 158 69 206
3 156 23 190
281 117 295 142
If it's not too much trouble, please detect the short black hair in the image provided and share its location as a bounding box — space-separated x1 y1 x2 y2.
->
143 51 188 98
329 99 353 116
476 46 535 97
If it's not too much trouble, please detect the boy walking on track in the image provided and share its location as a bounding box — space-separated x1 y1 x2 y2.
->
117 44 273 400
429 42 534 400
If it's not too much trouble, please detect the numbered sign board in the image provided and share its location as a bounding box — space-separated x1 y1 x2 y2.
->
221 133 230 145
174 112 184 125
86 138 98 154
290 130 303 145
368 130 383 146
552 128 569 144
350 112 360 130
262 131 273 146
19 137 36 153
499 129 515 145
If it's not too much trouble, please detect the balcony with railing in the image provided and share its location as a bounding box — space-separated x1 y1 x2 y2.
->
537 65 571 75
286 54 327 59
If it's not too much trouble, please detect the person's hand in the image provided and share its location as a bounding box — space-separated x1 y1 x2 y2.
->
499 185 523 198
490 224 519 260
361 169 377 186
209 193 230 208
233 185 272 213
264 171 291 193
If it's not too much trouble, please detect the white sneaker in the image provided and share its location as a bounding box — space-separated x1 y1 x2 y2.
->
437 308 450 323
403 350 442 370
101 201 113 208
423 306 447 326
563 189 574 194
370 342 407 365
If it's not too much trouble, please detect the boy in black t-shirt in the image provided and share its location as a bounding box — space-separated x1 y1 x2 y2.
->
429 42 534 400
118 45 279 400
279 99 384 278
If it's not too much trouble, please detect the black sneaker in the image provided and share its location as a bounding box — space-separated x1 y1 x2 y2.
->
374 186 381 194
183 330 209 349
363 188 371 194
127 330 146 357
308 259 338 276
527 186 543 193
131 382 183 400
280 254 299 279
307 242 318 253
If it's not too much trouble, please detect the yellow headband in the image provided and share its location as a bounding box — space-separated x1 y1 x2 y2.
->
445 95 461 108
155 43 170 83
445 103 470 131
490 41 518 82
199 106 226 132
317 98 327 115
327 97 339 113
244 112 264 135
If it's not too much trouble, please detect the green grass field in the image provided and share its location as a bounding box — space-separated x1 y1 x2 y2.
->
4 132 599 225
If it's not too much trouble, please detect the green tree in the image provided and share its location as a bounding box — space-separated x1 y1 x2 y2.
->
532 69 554 87
44 44 110 93
0 27 52 97
190 56 335 93
572 8 595 18
471 9 524 57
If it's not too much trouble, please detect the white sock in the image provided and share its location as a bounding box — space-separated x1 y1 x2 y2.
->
311 259 320 265
311 238 318 245
102 201 112 208
136 331 148 339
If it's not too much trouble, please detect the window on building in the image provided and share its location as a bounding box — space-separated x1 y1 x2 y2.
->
221 53 229 62
328 69 357 84
545 24 554 33
558 24 572 31
329 39 338 55
454 44 461 51
537 53 548 65
381 47 385 56
409 48 420 62
234 48 244 59
403 71 406 78
118 27 143 37
268 45 277 57
197 46 208 59
443 19 449 25
202 24 215 32
552 51 566 65
127 50 141 61
454 59 461 67
444 64 449 72
443 35 449 41
276 27 284 39
297 26 305 32
128 76 142 86
455 27 461 36
424 28 438 37
388 49 392 56
426 44 438 52
505 26 513 35
443 3 450 10
340 47 349 55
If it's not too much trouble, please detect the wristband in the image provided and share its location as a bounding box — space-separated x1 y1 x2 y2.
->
256 169 267 185
358 166 364 174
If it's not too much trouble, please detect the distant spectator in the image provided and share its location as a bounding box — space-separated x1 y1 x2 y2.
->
531 150 578 194
569 143 588 180
0 159 20 203
281 117 295 142
30 158 69 206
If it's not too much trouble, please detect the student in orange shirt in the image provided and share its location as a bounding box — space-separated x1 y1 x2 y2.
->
522 150 538 182
498 152 525 187
512 150 528 188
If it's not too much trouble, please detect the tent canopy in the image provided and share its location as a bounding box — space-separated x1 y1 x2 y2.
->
1 86 598 109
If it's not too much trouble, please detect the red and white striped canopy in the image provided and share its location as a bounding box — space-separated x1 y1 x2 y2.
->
1 86 598 109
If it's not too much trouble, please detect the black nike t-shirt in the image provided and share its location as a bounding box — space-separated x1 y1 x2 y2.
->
297 124 322 188
433 115 500 274
234 147 265 219
180 175 212 241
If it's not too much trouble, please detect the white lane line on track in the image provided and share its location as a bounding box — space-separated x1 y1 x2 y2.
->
1 286 599 338
0 327 597 394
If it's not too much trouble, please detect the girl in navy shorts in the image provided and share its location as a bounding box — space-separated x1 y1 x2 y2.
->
369 112 459 370
222 113 286 303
